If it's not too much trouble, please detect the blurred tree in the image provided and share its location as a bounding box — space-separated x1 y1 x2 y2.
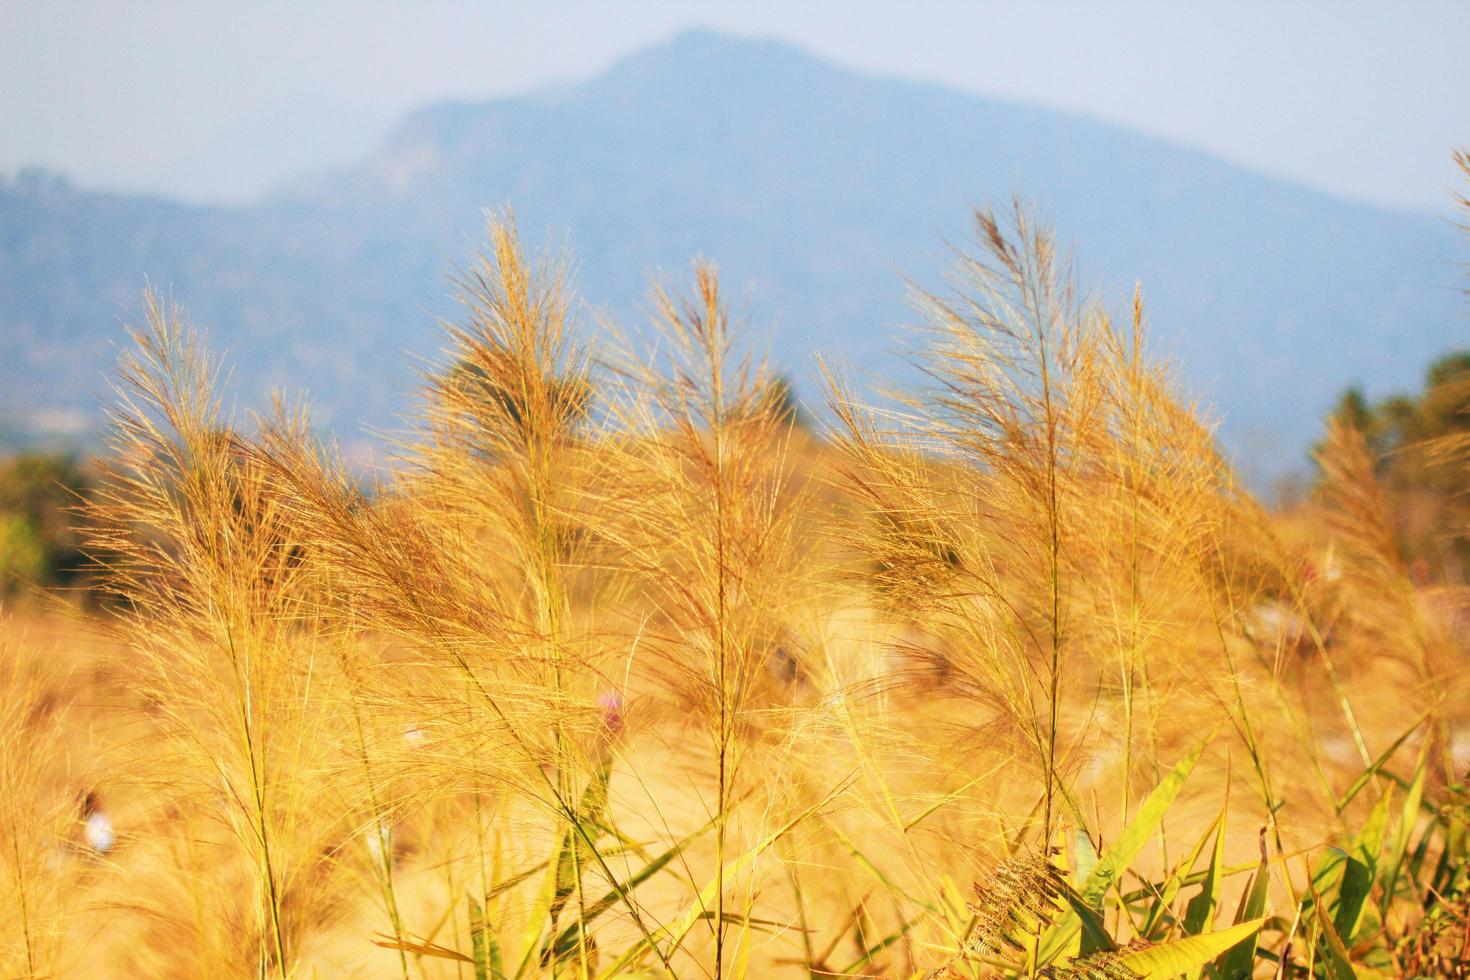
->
761 373 810 430
0 452 93 594
0 513 47 592
444 357 592 438
1321 350 1470 580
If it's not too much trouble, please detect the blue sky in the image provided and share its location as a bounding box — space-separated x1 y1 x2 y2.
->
3 1 1467 213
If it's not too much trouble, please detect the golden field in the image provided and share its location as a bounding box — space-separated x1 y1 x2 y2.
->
2 209 1468 979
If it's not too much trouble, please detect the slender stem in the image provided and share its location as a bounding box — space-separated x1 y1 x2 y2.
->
8 809 35 978
224 625 290 978
347 684 409 980
1032 263 1063 850
709 303 731 980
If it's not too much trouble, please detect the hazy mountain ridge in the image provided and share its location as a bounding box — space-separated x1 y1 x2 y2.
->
2 30 1463 463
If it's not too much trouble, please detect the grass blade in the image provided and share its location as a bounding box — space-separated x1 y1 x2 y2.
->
1217 830 1271 979
1333 783 1392 943
1114 917 1265 979
1039 740 1206 965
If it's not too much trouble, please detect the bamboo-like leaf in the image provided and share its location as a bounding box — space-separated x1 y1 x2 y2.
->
1333 715 1425 815
1312 898 1358 980
1113 918 1264 979
1074 829 1099 900
1333 784 1392 943
1058 881 1116 957
1040 741 1206 964
1216 831 1270 980
1181 805 1226 939
1378 745 1427 917
1141 817 1218 939
1083 741 1206 907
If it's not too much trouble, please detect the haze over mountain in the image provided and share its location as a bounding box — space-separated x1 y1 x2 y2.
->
1 30 1463 469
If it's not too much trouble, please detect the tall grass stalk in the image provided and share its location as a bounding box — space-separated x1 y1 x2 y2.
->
14 190 1464 977
604 262 807 975
85 297 349 975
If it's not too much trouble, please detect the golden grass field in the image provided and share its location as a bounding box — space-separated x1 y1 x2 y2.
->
2 208 1469 979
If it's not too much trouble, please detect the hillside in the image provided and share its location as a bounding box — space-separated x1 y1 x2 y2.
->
1 30 1462 464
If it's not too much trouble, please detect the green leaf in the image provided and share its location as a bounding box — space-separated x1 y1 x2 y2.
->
1333 714 1425 815
1083 741 1207 908
529 763 616 972
468 895 503 980
1039 741 1206 964
1058 880 1116 957
1378 745 1428 917
1312 898 1358 980
546 810 719 959
1141 816 1219 939
551 763 614 919
1217 831 1270 980
1182 806 1226 939
1334 784 1392 943
516 849 563 979
1074 828 1099 899
1115 918 1265 979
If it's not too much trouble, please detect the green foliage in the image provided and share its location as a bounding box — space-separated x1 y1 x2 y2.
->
1327 351 1470 462
761 374 809 429
935 733 1470 979
445 356 593 433
0 451 93 593
1320 350 1470 579
1275 742 1470 977
0 512 47 591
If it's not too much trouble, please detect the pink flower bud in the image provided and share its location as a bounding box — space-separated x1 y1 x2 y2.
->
597 690 625 738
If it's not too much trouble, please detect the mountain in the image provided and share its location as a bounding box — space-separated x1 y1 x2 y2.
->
2 30 1463 468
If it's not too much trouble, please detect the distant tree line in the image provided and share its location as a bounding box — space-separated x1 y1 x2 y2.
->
1325 350 1470 580
0 452 96 596
0 352 1462 597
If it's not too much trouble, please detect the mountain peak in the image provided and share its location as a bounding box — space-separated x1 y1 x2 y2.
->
3 31 1462 471
582 27 837 102
368 29 838 181
635 27 814 63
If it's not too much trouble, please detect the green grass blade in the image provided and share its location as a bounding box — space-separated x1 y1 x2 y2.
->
1141 815 1219 939
1114 918 1265 979
547 811 720 959
1333 784 1392 943
468 895 502 980
515 850 564 980
1378 744 1427 918
1057 880 1116 956
1217 831 1271 980
1182 805 1226 939
1083 740 1207 907
1073 828 1098 898
1312 898 1358 980
1333 714 1425 815
1039 740 1206 965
